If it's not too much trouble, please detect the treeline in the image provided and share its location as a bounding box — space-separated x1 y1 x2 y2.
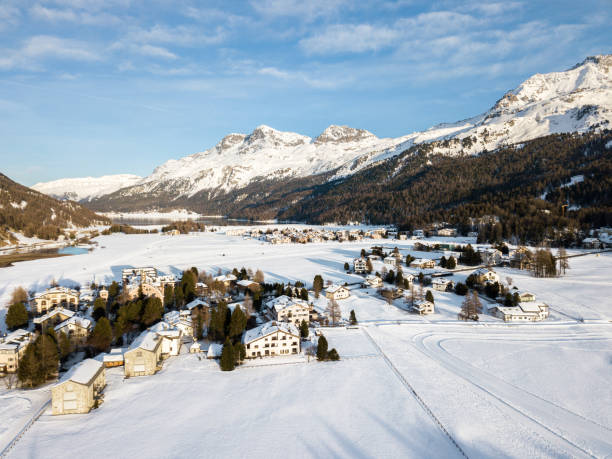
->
161 220 206 234
0 173 109 241
102 224 156 235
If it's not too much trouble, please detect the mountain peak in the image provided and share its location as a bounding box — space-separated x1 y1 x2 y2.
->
572 54 612 70
315 125 376 144
245 125 309 147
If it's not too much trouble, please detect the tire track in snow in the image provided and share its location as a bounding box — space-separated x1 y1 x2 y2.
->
411 330 610 458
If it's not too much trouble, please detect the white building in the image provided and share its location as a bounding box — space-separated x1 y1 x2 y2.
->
242 321 300 358
164 310 194 337
353 257 367 274
51 359 105 415
437 228 457 237
412 300 435 315
325 284 350 300
0 329 32 374
432 278 453 292
363 275 383 289
410 258 436 269
384 256 399 267
149 322 183 356
472 267 500 285
266 295 310 325
492 303 549 322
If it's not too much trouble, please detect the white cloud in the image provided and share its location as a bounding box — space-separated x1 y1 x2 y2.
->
300 24 400 54
251 0 346 20
126 24 225 46
135 44 177 59
30 4 121 25
0 35 100 70
0 4 21 30
257 65 349 89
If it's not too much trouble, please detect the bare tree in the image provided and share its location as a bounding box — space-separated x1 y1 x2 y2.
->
10 286 28 305
3 373 18 389
381 289 394 305
253 269 265 283
243 294 254 318
557 247 569 275
505 276 513 288
326 299 341 326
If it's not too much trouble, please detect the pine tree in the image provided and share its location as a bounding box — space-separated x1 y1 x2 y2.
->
349 310 357 325
316 335 328 361
163 284 174 309
313 275 324 298
5 302 28 330
447 256 457 269
440 256 447 268
17 344 37 387
142 297 163 326
300 320 309 338
220 338 235 371
425 290 434 303
58 331 72 360
108 281 120 298
344 262 350 271
35 333 59 383
366 258 373 273
89 317 113 352
229 306 247 340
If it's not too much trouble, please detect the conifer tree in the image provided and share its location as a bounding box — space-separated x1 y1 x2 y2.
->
18 344 38 387
220 338 235 371
328 348 340 361
425 290 434 303
163 284 174 309
5 302 28 330
366 258 373 273
349 310 357 325
229 306 247 340
447 256 457 269
313 275 324 298
300 320 309 338
142 297 163 326
89 317 113 352
316 335 328 361
58 331 72 360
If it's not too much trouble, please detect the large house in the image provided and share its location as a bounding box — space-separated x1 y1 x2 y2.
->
363 275 383 289
31 286 80 315
432 278 453 292
51 359 105 415
478 248 502 265
124 330 163 377
471 268 500 285
384 256 399 268
410 259 436 269
242 321 300 358
266 295 310 325
492 303 549 322
353 257 367 274
325 285 350 300
236 279 260 294
54 316 92 345
164 310 194 337
121 267 157 283
33 308 75 329
437 228 457 237
149 322 183 357
0 329 32 374
412 299 435 315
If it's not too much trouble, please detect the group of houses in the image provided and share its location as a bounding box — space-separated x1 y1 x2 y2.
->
122 267 178 302
227 227 393 244
491 292 550 322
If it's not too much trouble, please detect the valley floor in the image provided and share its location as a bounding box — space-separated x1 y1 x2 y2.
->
1 230 611 458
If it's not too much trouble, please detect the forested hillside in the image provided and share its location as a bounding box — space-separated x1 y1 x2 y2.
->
274 131 611 244
0 173 110 244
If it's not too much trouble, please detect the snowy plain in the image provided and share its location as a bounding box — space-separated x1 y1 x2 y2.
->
1 230 611 458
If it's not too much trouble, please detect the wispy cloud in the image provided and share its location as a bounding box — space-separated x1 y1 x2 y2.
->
300 24 400 54
0 35 100 70
251 0 346 20
30 4 121 25
0 4 21 30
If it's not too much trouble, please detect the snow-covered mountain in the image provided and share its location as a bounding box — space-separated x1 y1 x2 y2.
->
33 55 612 209
32 174 142 202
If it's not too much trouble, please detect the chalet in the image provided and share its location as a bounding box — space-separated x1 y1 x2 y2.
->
214 274 237 287
149 322 182 357
478 248 502 265
325 284 350 300
195 282 209 296
432 278 453 292
236 279 260 294
403 273 415 286
582 237 602 249
412 300 435 315
164 310 194 337
412 229 425 238
410 258 436 269
124 330 163 377
353 257 367 274
51 359 105 415
185 298 210 312
98 287 109 301
31 286 80 315
189 340 201 354
33 307 75 329
266 295 310 325
363 275 382 288
472 267 500 285
242 321 300 358
122 267 157 283
492 302 549 322
518 292 536 302
384 256 399 267
0 329 32 374
54 316 92 345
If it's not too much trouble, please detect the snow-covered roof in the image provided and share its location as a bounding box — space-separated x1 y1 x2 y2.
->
266 295 308 313
128 330 161 352
57 358 103 386
33 286 79 300
0 329 32 351
33 307 75 324
519 302 547 313
185 298 209 310
207 343 223 358
242 321 299 344
54 316 92 331
326 284 347 294
237 279 258 287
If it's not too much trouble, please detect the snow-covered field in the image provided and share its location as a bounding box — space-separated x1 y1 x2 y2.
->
1 231 611 458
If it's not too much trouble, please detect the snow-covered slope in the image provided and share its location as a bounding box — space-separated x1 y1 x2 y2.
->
33 55 612 207
32 174 142 201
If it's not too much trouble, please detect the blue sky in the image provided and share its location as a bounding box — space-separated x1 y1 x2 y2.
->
0 0 610 186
